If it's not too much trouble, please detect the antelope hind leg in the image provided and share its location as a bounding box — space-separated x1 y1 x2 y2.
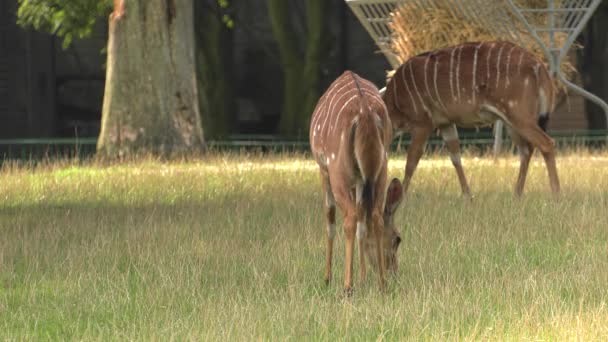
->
440 124 472 197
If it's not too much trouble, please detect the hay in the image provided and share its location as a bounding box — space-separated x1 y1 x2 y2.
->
388 0 579 84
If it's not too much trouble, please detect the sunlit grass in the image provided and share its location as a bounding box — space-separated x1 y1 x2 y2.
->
1 149 608 340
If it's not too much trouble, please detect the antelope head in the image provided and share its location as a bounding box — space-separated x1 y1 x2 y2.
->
365 178 404 273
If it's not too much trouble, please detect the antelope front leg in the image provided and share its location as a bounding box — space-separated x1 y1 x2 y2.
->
440 124 471 197
403 125 433 195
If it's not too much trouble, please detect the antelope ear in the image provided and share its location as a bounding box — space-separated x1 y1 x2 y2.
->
385 178 403 215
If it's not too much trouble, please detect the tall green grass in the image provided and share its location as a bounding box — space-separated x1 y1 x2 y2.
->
1 151 608 340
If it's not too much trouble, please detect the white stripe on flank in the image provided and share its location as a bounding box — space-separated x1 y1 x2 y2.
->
472 43 481 103
433 57 447 112
311 94 330 133
392 70 400 111
456 45 463 102
327 88 361 135
331 89 386 135
423 55 434 107
332 93 359 134
409 61 427 112
486 43 495 83
517 50 524 75
449 47 456 100
505 45 516 88
495 43 505 89
311 77 352 134
321 80 356 136
534 62 541 83
401 65 419 113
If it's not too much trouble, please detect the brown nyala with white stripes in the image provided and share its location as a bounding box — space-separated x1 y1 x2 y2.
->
310 71 403 292
383 41 561 197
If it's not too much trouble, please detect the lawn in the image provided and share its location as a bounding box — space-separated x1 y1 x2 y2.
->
1 150 608 340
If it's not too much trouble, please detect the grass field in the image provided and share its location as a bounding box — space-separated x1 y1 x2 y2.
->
1 150 608 340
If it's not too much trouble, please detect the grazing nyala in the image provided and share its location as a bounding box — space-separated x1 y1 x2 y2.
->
383 41 561 197
309 71 403 292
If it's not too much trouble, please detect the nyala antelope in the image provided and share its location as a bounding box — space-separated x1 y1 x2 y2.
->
383 41 561 197
310 71 403 292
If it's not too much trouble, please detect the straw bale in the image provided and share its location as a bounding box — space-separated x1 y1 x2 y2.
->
388 0 579 86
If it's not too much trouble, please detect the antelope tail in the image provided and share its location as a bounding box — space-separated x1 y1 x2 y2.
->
352 112 383 224
537 66 556 132
349 71 384 224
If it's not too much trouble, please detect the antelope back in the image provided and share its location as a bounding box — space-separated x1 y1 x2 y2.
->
384 41 555 130
310 71 390 165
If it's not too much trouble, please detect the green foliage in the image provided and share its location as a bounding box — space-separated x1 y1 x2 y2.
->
17 0 112 48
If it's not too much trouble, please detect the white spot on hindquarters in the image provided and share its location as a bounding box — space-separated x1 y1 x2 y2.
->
508 100 517 108
356 221 367 240
326 157 330 165
331 153 335 160
327 223 336 240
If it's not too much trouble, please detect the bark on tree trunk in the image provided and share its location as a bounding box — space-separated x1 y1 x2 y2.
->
581 2 608 130
98 0 204 157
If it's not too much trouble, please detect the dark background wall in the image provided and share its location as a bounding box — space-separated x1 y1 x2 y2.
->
0 0 605 139
0 0 392 139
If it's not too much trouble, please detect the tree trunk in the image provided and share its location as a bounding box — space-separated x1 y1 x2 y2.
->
581 2 608 130
98 0 204 157
196 1 234 139
268 0 328 138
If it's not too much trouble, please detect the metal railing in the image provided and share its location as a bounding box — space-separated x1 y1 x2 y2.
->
345 0 608 153
1 132 607 160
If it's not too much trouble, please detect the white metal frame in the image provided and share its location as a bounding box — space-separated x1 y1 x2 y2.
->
346 0 608 153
